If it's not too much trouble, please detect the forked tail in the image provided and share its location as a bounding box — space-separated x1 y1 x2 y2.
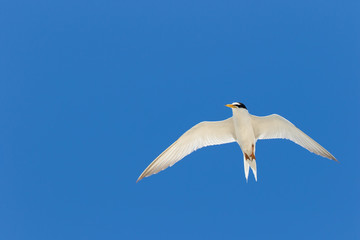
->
243 154 257 182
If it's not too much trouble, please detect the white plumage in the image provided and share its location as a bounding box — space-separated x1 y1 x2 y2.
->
137 102 337 182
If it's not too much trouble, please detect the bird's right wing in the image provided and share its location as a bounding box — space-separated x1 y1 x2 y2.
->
137 117 236 182
251 114 337 161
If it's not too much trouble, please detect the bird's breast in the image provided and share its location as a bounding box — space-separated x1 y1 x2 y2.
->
232 110 256 154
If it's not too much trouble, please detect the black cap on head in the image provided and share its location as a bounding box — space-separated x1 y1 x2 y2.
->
232 102 247 109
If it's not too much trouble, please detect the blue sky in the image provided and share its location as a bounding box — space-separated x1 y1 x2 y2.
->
0 0 359 239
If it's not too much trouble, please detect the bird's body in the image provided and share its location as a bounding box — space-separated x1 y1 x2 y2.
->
231 107 258 180
232 108 255 158
137 102 337 182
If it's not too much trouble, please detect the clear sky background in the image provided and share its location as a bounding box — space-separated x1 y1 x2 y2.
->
0 0 359 239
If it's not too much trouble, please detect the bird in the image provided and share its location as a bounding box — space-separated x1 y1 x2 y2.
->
137 102 337 182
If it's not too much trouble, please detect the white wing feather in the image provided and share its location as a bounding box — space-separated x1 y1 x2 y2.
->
137 117 236 182
250 114 337 161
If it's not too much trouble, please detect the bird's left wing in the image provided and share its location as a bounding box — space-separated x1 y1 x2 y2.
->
137 117 236 182
250 114 337 161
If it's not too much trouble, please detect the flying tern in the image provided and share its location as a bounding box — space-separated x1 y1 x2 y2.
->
137 102 337 182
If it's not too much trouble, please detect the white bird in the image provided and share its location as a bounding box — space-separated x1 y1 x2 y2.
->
137 102 337 182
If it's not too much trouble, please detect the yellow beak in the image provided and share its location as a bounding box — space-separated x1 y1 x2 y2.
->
225 104 236 109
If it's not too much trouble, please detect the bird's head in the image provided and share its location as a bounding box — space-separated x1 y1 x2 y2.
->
225 102 247 110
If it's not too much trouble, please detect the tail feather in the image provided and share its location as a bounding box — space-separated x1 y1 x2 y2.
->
244 158 250 182
243 155 257 182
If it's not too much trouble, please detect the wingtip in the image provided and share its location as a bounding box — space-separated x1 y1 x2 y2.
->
136 175 144 183
328 154 338 163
